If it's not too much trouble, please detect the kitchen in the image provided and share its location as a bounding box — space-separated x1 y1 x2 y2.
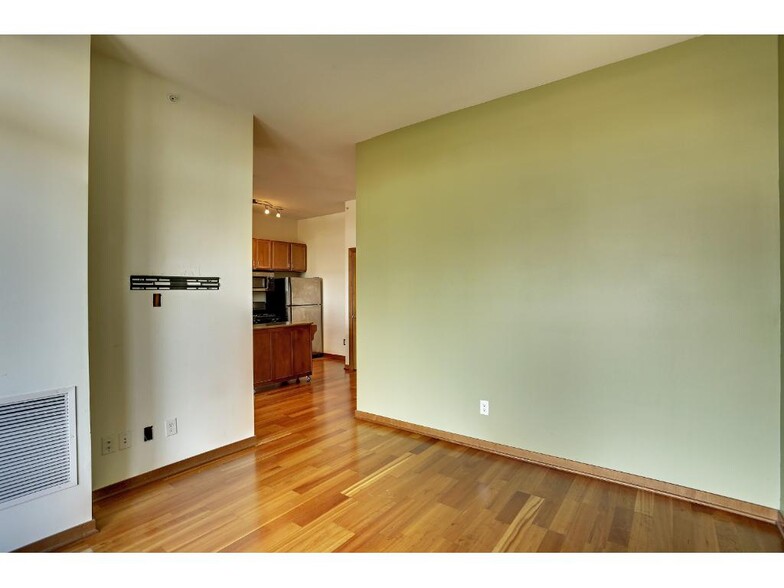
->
251 200 356 391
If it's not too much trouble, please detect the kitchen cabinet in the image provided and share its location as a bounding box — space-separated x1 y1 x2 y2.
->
252 239 307 272
270 328 293 381
254 239 272 270
291 325 312 374
290 243 307 272
253 239 308 273
253 329 273 385
271 241 291 270
253 323 314 389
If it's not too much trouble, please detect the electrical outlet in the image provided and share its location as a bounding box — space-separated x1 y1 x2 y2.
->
101 435 116 455
480 400 490 416
144 425 154 442
165 418 178 437
343 338 346 346
118 430 132 450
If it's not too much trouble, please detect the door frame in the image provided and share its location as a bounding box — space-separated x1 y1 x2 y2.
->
347 247 356 372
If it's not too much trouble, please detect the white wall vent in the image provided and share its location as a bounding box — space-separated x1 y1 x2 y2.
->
0 387 77 510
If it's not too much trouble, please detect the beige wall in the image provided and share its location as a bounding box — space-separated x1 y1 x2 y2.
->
345 200 357 249
253 211 299 241
357 36 781 508
284 202 356 359
344 200 357 366
0 36 93 551
88 52 255 490
297 212 347 355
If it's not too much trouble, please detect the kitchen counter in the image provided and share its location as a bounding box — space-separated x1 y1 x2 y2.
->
253 322 316 389
253 321 314 330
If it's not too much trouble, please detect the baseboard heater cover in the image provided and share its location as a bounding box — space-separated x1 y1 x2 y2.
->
0 387 77 510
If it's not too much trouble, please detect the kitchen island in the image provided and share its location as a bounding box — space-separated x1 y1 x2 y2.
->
253 322 316 390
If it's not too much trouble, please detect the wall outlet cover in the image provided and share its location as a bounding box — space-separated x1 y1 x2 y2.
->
165 418 178 437
101 435 116 455
118 431 132 450
144 425 153 442
480 400 490 416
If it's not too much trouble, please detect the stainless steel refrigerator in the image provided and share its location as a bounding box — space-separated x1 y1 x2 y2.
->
270 277 323 355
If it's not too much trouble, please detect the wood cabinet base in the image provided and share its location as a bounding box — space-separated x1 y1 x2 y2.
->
254 374 312 391
254 324 315 390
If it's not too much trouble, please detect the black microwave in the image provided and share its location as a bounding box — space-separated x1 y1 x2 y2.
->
252 272 275 292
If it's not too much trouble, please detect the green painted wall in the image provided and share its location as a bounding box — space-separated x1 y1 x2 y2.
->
357 36 781 508
779 35 784 516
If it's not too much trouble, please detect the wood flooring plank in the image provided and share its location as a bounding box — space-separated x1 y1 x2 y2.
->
628 510 654 553
607 507 634 547
537 529 566 552
549 498 581 536
533 498 561 529
273 520 354 553
492 495 544 552
492 489 527 524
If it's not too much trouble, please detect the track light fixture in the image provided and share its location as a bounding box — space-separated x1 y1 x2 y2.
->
252 199 283 218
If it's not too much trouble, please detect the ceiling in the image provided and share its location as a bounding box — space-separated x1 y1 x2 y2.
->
93 35 694 219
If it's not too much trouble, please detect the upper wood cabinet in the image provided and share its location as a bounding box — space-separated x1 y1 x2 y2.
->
290 243 307 273
253 239 272 270
252 239 307 272
271 241 291 270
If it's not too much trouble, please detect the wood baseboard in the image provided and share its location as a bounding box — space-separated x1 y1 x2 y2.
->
320 353 345 362
15 518 97 552
355 411 779 524
777 511 784 540
93 436 258 502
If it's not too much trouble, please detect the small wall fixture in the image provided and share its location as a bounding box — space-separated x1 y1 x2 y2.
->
253 199 283 218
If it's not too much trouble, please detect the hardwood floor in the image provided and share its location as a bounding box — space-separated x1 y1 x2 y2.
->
59 358 783 552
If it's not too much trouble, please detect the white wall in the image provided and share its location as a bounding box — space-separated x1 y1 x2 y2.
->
253 211 299 241
0 36 93 551
297 212 348 355
344 200 357 366
88 52 255 490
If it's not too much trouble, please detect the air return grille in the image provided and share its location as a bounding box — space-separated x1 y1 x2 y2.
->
0 387 77 510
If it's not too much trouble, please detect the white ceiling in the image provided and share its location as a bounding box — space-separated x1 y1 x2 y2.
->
93 35 694 219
